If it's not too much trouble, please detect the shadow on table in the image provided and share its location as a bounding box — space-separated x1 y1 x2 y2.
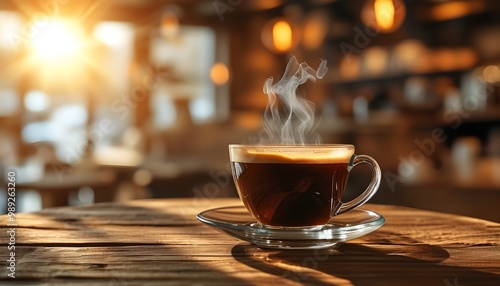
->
9 203 253 285
231 230 498 286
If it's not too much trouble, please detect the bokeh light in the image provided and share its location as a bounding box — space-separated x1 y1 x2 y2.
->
261 17 298 53
362 0 406 33
210 62 230 85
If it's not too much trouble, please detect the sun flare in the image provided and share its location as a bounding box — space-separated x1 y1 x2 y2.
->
17 17 105 91
30 19 85 60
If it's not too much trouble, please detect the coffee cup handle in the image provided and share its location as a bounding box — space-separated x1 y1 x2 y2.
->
332 154 381 216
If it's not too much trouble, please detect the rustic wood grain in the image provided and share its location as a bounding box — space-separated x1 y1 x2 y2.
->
1 198 499 285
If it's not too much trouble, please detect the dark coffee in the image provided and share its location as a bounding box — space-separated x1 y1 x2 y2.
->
231 160 349 227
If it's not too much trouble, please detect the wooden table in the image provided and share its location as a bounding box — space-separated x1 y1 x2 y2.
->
1 198 499 285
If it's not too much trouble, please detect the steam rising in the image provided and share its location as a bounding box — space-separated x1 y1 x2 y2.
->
262 56 328 145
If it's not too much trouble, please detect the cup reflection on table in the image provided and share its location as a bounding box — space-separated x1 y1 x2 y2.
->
229 144 381 229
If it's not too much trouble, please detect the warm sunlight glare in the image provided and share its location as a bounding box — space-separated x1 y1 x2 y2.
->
94 22 132 48
31 20 84 59
374 0 395 30
272 20 292 52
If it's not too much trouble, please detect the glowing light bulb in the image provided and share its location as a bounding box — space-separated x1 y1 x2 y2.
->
362 0 405 33
261 17 298 53
374 0 395 30
272 20 292 52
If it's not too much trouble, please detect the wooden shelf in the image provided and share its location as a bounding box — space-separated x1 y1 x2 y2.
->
328 68 471 88
437 107 500 125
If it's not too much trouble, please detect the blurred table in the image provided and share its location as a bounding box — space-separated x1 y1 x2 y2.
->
16 168 117 208
1 198 498 285
93 148 211 198
14 147 209 208
92 147 206 179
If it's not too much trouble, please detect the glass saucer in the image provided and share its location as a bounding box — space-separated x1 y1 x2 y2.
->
196 206 385 249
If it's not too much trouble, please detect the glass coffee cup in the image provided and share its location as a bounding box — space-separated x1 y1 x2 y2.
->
229 144 381 229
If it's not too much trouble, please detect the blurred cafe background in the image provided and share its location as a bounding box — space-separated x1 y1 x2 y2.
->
0 0 499 222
